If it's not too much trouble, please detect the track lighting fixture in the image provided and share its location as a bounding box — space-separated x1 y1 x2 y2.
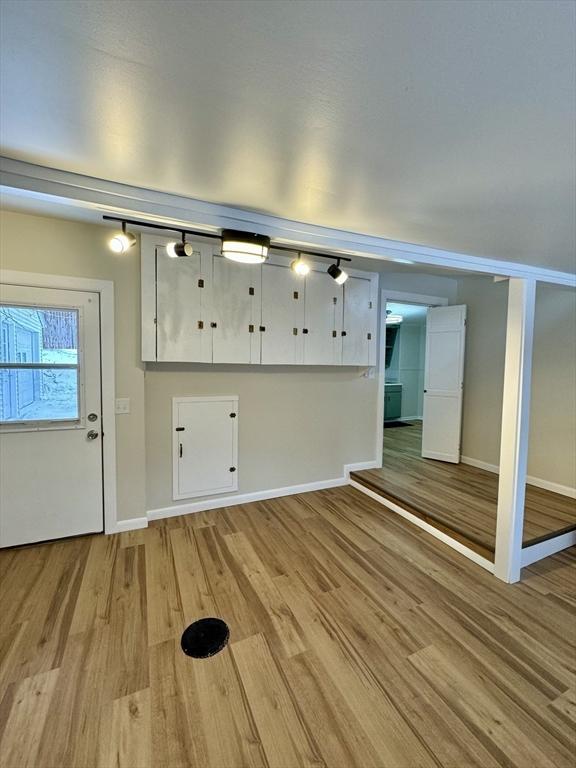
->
327 258 348 285
290 254 310 276
221 230 270 264
108 222 136 254
166 232 194 258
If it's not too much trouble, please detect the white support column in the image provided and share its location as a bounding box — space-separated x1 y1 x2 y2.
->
494 278 536 583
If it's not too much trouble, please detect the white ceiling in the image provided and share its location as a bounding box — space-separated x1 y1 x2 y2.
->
1 0 575 272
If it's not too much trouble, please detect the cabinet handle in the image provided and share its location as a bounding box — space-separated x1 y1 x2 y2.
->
175 427 185 432
179 443 183 458
229 412 237 418
210 322 217 328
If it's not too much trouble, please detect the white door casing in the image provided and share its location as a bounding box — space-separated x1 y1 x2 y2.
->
421 304 467 463
0 284 103 547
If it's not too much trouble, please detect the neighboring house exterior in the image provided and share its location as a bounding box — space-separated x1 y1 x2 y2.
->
0 307 43 421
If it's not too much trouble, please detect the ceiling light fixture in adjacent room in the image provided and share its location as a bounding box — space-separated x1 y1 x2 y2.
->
290 253 310 276
221 230 270 264
108 221 136 254
166 232 194 258
327 258 348 284
386 309 403 324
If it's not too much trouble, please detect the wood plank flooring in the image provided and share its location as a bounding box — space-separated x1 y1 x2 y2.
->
0 486 575 767
352 422 576 555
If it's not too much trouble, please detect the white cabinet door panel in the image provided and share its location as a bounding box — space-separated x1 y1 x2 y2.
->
156 244 212 363
173 396 238 499
212 255 261 364
303 269 342 365
261 263 305 365
342 275 373 365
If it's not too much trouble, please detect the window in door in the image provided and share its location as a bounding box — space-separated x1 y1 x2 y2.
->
0 305 81 424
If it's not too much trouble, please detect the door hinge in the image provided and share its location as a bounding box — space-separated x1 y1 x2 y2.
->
332 330 337 338
293 291 299 300
249 324 254 333
249 286 255 296
333 297 338 304
198 278 204 288
197 320 204 330
369 301 373 309
153 317 157 325
293 327 298 335
367 332 372 340
259 325 266 332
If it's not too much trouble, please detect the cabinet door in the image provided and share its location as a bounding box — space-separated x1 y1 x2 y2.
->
261 263 305 365
156 243 212 362
173 397 238 500
212 255 261 364
303 269 342 364
342 275 373 365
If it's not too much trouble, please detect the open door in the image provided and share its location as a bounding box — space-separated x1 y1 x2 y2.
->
421 305 467 463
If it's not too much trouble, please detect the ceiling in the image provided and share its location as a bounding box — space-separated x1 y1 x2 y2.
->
1 0 575 273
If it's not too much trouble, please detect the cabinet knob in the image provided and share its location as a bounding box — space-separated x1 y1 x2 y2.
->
210 321 217 328
302 328 309 334
229 466 236 472
341 330 347 337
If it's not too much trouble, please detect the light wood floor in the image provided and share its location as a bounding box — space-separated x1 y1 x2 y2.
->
352 422 576 558
0 486 575 768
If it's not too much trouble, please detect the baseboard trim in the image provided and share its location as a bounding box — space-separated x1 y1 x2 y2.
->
113 517 149 533
147 475 353 521
461 456 576 499
349 478 495 574
521 530 576 567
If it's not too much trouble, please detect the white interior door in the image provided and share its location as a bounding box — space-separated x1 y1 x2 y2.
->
421 304 467 463
0 284 103 547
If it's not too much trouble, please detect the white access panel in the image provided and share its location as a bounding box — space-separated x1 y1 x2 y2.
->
156 243 212 362
173 396 238 500
261 262 305 365
342 275 373 365
421 304 467 463
303 268 343 365
212 255 261 364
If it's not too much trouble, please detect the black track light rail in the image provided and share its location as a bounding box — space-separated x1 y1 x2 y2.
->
102 215 351 263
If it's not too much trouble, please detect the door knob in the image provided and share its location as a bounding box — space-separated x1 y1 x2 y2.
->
87 430 99 440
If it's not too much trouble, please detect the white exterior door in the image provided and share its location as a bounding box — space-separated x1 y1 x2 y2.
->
0 284 103 547
421 304 467 463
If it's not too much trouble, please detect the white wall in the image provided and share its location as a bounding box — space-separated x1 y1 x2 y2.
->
457 276 576 490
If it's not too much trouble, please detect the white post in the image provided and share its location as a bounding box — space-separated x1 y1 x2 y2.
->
494 278 536 583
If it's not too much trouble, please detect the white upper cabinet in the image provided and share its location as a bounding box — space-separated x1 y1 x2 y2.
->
303 268 343 365
342 275 376 366
261 261 305 365
141 235 378 366
156 243 212 363
212 253 261 364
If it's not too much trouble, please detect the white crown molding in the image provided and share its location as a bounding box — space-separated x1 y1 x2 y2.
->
1 157 575 287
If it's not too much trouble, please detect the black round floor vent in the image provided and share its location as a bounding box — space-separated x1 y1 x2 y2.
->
181 618 230 658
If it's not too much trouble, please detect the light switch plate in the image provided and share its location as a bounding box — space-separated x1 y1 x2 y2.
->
115 398 131 414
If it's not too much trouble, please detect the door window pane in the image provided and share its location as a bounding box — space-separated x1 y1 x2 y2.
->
0 305 80 424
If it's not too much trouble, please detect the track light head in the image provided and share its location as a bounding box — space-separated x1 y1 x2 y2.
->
166 233 194 258
327 259 348 284
108 222 136 254
221 230 270 264
290 254 310 276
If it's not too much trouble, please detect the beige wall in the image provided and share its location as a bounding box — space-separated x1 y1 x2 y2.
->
457 276 576 489
145 365 378 510
0 210 146 521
